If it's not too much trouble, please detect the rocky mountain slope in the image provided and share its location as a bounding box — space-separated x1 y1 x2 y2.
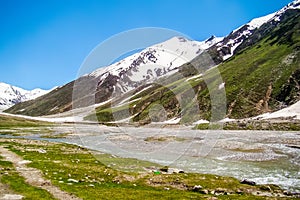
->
5 0 300 124
0 82 51 111
208 0 300 63
5 35 222 116
85 5 300 124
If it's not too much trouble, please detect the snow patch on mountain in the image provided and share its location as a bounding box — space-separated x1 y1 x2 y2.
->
273 0 300 21
91 36 220 78
88 36 221 95
215 0 300 61
254 100 300 120
218 13 275 61
232 13 276 34
0 82 52 110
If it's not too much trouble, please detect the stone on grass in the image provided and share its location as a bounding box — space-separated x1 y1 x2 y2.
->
240 179 256 186
67 178 79 183
192 185 203 192
2 194 24 200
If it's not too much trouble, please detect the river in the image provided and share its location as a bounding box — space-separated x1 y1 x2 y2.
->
2 124 300 192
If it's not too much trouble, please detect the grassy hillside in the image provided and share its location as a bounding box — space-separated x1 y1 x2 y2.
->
218 10 300 118
0 114 51 129
88 9 300 124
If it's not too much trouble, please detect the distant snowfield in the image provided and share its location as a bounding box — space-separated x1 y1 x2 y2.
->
0 112 81 123
2 100 300 124
0 82 54 111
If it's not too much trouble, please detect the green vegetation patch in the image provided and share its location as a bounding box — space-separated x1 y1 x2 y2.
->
0 139 288 199
0 148 55 200
0 114 52 129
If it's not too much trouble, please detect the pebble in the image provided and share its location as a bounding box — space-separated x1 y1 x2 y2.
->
192 185 203 192
67 178 79 183
38 149 47 154
200 189 209 194
1 194 24 200
18 160 32 165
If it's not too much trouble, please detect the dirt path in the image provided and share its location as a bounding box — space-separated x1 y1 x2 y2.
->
0 181 24 200
0 146 82 200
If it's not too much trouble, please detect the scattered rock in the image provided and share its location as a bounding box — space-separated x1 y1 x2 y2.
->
160 166 168 173
215 188 226 193
192 185 203 192
41 181 51 186
200 189 209 194
240 179 256 186
1 194 24 200
215 188 227 195
67 178 79 183
284 191 300 197
259 185 272 191
287 145 300 149
167 168 185 174
236 189 243 194
18 160 32 165
38 149 47 154
164 187 170 191
207 197 218 200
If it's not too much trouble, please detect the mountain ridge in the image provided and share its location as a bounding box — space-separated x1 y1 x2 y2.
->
0 82 52 111
5 1 300 124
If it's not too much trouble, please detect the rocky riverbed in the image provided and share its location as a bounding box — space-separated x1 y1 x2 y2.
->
1 124 300 193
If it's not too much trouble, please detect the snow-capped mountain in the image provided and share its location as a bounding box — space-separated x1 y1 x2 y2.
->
6 0 300 117
85 36 222 95
0 82 51 110
213 0 300 60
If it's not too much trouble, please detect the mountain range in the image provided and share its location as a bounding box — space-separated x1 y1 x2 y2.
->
4 0 300 125
0 82 51 111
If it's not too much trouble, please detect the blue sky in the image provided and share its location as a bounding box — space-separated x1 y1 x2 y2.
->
0 0 293 90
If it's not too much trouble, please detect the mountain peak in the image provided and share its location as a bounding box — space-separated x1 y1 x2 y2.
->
205 35 216 42
0 82 52 111
288 0 300 9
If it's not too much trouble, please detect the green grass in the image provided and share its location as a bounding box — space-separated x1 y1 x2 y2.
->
0 114 52 129
0 114 54 137
40 132 70 139
0 139 287 200
221 121 300 131
144 136 187 142
0 149 55 200
1 173 56 200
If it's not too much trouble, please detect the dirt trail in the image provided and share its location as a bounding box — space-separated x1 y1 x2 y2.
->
0 181 23 200
0 146 82 200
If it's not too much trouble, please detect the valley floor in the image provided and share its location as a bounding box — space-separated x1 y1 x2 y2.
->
0 122 300 193
0 137 299 199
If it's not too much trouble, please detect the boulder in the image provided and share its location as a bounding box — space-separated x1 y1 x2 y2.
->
240 179 256 186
